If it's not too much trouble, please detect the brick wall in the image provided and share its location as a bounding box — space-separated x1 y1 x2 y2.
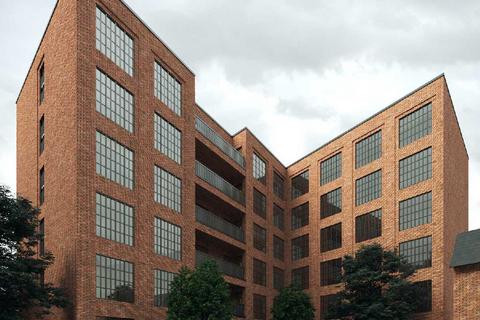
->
453 264 480 319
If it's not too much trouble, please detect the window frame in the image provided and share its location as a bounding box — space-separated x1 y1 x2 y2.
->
320 223 342 252
320 152 342 185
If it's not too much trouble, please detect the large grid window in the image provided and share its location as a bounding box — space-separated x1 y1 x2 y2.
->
399 103 432 148
96 193 134 246
292 234 309 261
320 187 342 219
253 188 266 218
273 204 284 230
321 258 342 286
96 255 134 302
253 153 266 184
39 116 45 154
154 218 181 261
321 223 342 252
154 113 181 164
39 167 45 205
292 266 309 290
320 153 342 185
253 224 267 253
355 170 382 206
273 235 284 261
39 63 45 103
320 294 339 319
414 280 432 313
95 7 134 76
154 166 181 213
96 69 134 132
154 269 176 307
291 170 309 199
399 192 432 231
273 267 284 290
399 148 432 189
399 236 432 269
273 171 285 199
356 131 382 168
253 294 266 320
355 209 382 243
154 62 182 115
253 258 266 286
291 202 309 230
96 131 134 189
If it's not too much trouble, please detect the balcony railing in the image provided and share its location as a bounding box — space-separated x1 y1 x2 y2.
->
196 206 245 242
233 304 245 318
195 161 245 205
195 117 245 168
196 250 244 280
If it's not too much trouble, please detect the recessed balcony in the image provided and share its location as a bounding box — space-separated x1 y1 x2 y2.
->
195 116 245 168
196 205 245 242
195 160 245 204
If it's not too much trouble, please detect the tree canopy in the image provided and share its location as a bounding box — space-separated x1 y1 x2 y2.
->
0 186 69 320
167 260 233 320
271 285 315 320
325 243 420 320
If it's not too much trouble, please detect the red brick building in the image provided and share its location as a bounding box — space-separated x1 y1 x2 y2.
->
16 0 469 319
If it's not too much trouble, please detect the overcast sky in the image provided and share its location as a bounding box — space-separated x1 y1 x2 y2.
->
1 0 479 229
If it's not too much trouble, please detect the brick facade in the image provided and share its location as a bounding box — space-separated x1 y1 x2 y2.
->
453 264 480 319
16 0 469 319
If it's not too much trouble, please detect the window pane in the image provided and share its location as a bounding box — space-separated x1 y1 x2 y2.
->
320 258 342 286
355 209 382 243
399 236 432 269
320 294 339 320
291 266 309 290
291 202 309 230
273 235 284 261
96 131 134 189
96 193 134 246
154 62 182 115
320 187 342 219
273 267 284 290
96 254 134 302
273 204 284 230
399 103 432 148
292 234 309 261
253 294 266 320
154 218 182 260
96 69 134 132
355 170 382 206
96 7 134 75
253 153 266 184
154 113 181 164
321 223 342 252
154 269 176 307
320 153 342 185
154 166 182 212
273 171 285 199
253 259 266 286
413 280 432 313
399 192 432 231
399 148 432 189
253 188 266 218
356 130 382 168
253 224 266 253
291 170 309 199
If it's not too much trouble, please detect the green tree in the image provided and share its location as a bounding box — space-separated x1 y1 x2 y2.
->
167 260 233 320
272 285 315 320
0 186 69 320
326 244 419 320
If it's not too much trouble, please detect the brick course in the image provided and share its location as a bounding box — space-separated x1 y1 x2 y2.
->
16 0 469 319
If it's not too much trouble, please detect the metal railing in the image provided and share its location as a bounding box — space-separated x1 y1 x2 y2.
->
195 161 245 205
195 250 244 280
196 206 245 242
195 117 245 168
